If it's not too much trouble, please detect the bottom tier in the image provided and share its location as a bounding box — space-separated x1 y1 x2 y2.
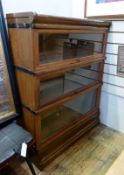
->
39 111 99 166
23 106 99 167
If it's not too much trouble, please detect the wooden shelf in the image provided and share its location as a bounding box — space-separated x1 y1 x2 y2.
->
15 53 104 76
37 54 104 76
33 24 108 33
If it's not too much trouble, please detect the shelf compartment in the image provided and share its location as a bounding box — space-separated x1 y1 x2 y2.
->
37 32 104 72
23 106 99 166
39 34 95 64
40 63 99 105
8 25 105 72
39 111 99 166
41 87 97 141
15 62 101 111
7 12 110 73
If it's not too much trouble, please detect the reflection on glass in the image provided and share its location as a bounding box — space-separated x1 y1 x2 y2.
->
39 34 99 64
0 33 15 119
40 63 99 104
41 88 96 141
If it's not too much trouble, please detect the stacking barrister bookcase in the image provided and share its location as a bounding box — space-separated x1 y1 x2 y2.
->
7 12 111 166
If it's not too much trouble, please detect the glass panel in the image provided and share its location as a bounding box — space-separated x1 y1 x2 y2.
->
40 63 99 104
0 33 15 120
69 33 103 54
41 88 96 141
39 33 103 64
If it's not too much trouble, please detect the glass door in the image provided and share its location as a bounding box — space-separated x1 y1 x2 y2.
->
41 87 97 141
38 33 103 64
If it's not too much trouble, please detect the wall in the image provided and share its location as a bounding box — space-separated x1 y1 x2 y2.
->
72 0 85 18
76 21 124 133
100 20 124 133
2 0 72 17
1 0 85 18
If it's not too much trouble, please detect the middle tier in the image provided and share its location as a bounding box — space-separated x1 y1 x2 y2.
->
16 60 103 111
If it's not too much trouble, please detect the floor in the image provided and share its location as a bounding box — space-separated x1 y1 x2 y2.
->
106 149 124 175
1 124 124 175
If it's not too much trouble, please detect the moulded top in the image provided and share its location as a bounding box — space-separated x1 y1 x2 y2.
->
6 12 111 29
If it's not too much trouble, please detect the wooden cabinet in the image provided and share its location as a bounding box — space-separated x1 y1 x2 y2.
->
7 12 111 166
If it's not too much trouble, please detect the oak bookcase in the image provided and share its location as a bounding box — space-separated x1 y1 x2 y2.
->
7 12 111 166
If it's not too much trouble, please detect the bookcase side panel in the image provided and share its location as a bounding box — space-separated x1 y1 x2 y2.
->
8 28 35 71
16 70 39 109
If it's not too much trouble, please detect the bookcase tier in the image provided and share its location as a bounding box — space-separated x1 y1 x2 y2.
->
15 61 101 110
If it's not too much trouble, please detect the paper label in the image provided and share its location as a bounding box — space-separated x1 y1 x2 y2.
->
21 142 27 157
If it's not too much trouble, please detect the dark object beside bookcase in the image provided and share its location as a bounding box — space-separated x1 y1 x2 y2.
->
0 2 36 174
0 2 20 124
7 12 111 167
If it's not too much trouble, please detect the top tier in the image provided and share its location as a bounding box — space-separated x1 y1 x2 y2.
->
7 12 111 73
7 12 111 29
